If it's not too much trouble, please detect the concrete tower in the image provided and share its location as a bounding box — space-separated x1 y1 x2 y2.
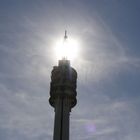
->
49 59 77 140
49 55 77 140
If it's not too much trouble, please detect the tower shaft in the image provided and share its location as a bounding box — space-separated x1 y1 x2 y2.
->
53 98 70 140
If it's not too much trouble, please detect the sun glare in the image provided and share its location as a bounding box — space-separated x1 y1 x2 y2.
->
54 37 79 61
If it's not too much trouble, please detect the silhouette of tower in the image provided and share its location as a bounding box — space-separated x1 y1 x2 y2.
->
49 31 77 140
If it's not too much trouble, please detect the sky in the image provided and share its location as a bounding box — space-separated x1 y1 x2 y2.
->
0 0 140 140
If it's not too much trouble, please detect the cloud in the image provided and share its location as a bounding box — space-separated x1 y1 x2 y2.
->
70 97 140 140
0 81 54 139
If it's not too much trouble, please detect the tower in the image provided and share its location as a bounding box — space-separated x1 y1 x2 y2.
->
49 31 77 140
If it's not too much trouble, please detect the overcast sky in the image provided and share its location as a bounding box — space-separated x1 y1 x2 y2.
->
0 0 140 140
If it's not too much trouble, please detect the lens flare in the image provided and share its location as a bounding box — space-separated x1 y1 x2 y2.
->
54 38 79 60
85 123 96 134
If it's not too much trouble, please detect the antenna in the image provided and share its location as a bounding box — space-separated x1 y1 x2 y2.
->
64 30 68 40
62 30 68 60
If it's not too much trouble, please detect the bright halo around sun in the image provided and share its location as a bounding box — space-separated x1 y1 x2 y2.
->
54 37 79 61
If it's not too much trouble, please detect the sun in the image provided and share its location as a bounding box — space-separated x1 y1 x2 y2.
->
54 35 79 61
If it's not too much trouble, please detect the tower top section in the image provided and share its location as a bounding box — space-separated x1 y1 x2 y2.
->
49 60 77 109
